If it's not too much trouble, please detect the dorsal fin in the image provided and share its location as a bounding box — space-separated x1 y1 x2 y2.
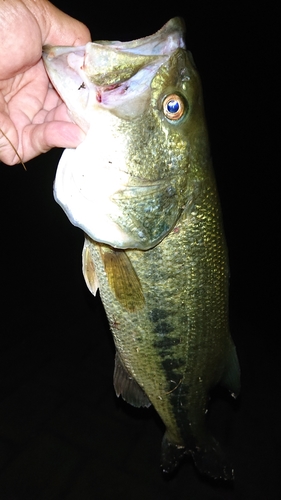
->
99 245 145 312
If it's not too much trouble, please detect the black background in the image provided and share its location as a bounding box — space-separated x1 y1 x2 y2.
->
0 1 279 499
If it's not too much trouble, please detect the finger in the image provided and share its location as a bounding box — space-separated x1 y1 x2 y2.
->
39 1 91 46
1 119 85 166
26 121 86 160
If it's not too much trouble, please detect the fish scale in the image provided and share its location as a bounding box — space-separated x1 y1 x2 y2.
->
43 17 240 479
82 170 234 474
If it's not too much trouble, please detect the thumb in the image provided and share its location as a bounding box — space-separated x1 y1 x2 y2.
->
38 1 91 46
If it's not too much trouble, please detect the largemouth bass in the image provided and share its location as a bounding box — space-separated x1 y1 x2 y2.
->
43 18 240 480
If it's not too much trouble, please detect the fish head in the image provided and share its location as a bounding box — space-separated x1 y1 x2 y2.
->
43 18 209 250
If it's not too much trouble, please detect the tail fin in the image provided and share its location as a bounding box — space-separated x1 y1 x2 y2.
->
160 434 186 474
190 438 234 481
161 432 234 481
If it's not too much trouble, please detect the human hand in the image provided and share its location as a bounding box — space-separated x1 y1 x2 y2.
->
0 0 91 165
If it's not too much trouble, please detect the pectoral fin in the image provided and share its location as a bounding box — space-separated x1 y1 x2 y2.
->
82 237 99 295
99 245 145 312
114 351 151 408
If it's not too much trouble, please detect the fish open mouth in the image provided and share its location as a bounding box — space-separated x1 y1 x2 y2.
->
43 18 185 130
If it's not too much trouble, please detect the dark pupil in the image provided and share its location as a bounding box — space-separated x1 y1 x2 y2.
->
167 99 179 114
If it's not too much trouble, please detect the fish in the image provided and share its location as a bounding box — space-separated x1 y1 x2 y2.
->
42 17 240 480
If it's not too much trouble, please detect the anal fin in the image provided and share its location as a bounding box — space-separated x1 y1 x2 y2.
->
113 351 151 408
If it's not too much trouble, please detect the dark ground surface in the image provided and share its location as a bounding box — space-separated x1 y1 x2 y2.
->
0 2 279 499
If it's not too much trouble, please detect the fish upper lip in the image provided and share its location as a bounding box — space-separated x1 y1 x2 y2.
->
82 18 185 87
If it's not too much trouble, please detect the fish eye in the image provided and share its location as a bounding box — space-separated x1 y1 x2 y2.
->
162 94 185 121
